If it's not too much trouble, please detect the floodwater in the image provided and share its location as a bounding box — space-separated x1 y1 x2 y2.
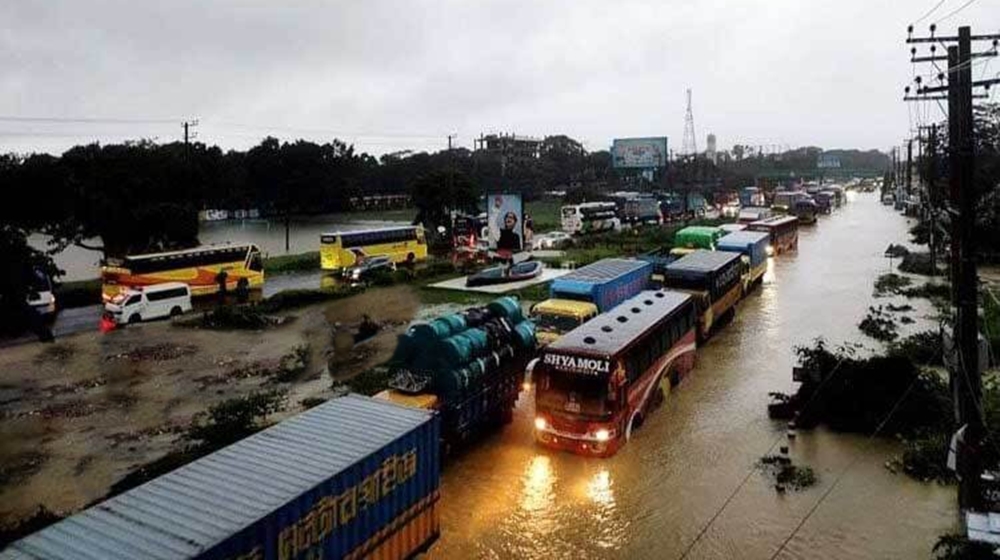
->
430 192 957 560
33 214 404 282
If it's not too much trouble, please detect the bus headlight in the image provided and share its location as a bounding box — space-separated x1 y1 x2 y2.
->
594 429 611 442
534 417 547 431
766 245 775 256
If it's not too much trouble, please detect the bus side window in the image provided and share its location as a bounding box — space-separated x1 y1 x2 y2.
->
249 253 263 272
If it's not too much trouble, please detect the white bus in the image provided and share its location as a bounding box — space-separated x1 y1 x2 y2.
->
561 202 620 235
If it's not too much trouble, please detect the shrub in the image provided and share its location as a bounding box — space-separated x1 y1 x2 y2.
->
264 251 320 274
858 306 899 342
874 273 913 297
54 279 102 309
185 390 286 449
342 367 392 396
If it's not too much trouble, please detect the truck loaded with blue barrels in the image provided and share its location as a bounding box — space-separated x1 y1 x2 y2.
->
0 395 441 560
376 296 537 452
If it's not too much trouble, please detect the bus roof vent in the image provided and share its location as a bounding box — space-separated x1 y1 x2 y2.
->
583 336 596 345
616 316 628 323
601 325 613 333
631 307 641 313
655 292 665 298
643 300 653 306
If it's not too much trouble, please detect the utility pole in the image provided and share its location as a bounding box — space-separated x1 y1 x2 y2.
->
182 119 199 146
906 24 1000 519
906 138 912 196
925 123 939 275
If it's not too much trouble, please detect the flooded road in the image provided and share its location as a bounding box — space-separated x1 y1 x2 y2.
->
430 192 956 559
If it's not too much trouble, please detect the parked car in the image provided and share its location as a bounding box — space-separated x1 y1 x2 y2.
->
343 255 396 284
532 231 572 250
27 268 57 318
103 282 192 325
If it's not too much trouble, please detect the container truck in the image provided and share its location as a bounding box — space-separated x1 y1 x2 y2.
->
1 394 441 560
717 230 770 292
376 296 537 452
662 250 744 341
531 258 652 345
669 226 725 258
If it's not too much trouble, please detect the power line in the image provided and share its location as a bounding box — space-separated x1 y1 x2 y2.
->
679 352 853 559
768 373 925 559
0 116 181 125
934 0 981 24
912 0 949 25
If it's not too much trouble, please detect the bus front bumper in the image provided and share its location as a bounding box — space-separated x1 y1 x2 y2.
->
534 420 620 458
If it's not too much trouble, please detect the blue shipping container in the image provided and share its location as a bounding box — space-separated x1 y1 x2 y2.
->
550 258 652 312
1 394 441 560
717 230 770 269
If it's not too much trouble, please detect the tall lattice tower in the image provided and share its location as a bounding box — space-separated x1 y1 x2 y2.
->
681 88 697 157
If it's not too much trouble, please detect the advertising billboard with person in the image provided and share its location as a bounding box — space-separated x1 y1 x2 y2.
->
487 193 524 254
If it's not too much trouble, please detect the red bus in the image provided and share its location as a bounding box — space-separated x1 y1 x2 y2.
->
532 290 697 457
748 215 799 255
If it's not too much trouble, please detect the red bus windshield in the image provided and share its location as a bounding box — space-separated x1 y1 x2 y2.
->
536 370 613 419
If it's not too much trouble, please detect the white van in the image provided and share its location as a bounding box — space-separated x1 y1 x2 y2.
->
104 282 192 325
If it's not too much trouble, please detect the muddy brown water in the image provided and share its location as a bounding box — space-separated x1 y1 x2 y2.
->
429 192 956 560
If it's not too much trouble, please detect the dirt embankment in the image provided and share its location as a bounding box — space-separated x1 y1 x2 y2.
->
0 284 421 525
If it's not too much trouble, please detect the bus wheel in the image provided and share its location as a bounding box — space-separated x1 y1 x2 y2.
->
170 306 182 317
128 314 141 325
670 369 681 387
651 386 665 409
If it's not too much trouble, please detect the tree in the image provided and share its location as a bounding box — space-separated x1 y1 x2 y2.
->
410 170 479 241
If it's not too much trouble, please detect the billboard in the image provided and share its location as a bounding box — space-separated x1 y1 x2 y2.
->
487 193 524 253
612 137 669 169
817 153 841 169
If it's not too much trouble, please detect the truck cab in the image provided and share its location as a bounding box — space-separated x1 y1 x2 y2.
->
529 299 600 346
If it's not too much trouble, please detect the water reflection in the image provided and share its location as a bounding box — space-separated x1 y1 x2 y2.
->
585 468 613 507
520 455 555 513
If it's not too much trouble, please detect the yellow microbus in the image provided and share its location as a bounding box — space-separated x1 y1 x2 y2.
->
101 244 265 301
320 226 427 271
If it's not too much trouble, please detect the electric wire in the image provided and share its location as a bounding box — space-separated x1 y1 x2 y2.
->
678 351 852 559
913 0 949 25
934 0 982 24
768 371 926 559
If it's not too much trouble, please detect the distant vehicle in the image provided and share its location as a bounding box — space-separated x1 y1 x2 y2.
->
881 193 895 205
772 191 807 214
452 213 487 250
561 202 620 235
27 269 56 317
343 255 396 284
532 290 698 457
719 223 747 234
737 206 773 225
320 226 427 272
101 244 264 301
739 187 767 207
813 191 834 213
532 231 572 250
619 196 662 226
720 202 741 219
792 199 819 225
669 226 725 258
717 230 771 291
748 215 799 255
662 250 744 341
532 258 652 345
103 282 192 325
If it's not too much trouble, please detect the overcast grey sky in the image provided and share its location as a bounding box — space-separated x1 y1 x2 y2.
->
2 0 997 156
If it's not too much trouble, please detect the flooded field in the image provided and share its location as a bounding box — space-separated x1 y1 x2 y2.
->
429 192 957 559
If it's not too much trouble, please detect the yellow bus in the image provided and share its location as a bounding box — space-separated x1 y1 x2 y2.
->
320 226 427 271
101 244 264 301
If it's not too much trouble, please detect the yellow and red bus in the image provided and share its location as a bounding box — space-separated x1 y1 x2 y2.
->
748 215 799 255
101 244 264 301
661 250 744 341
532 290 697 457
320 226 427 271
